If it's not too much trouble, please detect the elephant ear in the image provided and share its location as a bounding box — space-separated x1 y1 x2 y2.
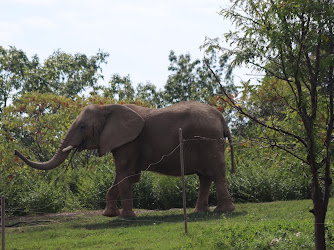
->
99 105 144 156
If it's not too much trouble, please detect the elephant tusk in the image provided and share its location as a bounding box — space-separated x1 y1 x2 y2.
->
62 145 74 152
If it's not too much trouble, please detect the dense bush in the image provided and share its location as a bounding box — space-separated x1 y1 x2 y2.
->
6 154 310 213
1 144 314 216
227 163 311 203
2 150 314 215
227 142 312 203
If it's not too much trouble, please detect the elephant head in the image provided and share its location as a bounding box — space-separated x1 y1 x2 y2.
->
15 104 145 170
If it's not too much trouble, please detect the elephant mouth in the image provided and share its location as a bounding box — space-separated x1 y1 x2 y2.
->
77 140 87 151
62 139 86 153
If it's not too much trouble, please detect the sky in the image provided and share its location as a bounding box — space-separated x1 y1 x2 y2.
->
1 0 253 90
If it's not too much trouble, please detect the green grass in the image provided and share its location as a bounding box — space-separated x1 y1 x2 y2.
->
4 199 334 249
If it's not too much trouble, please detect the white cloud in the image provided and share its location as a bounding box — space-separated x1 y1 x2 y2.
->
0 0 56 5
0 21 21 43
22 16 57 29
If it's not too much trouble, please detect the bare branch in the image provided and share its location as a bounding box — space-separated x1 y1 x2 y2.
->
247 61 293 83
249 136 307 165
205 60 307 147
271 143 308 165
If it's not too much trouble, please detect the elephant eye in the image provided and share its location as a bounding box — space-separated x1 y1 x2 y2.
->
80 125 86 130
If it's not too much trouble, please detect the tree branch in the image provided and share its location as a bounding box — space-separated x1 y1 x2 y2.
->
271 143 308 165
205 60 307 147
248 61 293 83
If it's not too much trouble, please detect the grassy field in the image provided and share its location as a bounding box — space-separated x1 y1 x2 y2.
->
3 199 334 249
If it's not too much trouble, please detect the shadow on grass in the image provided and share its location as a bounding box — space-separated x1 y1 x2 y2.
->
81 210 247 230
5 209 247 231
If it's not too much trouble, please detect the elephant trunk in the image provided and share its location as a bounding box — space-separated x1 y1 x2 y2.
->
14 137 73 171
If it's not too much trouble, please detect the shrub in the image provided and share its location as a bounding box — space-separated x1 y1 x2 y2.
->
226 142 312 203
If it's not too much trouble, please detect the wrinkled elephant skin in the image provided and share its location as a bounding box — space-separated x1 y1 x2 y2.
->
15 101 236 218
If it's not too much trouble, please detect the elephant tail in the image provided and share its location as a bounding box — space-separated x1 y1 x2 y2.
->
223 118 235 174
227 131 236 174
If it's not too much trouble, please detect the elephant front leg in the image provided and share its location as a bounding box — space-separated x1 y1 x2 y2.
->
118 178 136 218
102 181 121 217
213 177 235 212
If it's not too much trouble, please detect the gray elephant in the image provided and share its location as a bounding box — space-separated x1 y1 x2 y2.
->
15 101 235 218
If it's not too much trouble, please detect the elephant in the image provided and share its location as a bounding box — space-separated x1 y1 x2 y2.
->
15 101 235 218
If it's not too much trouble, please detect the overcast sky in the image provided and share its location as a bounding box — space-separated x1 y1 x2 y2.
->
1 0 252 89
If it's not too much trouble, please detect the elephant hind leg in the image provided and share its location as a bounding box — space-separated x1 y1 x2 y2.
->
194 175 212 213
213 177 235 212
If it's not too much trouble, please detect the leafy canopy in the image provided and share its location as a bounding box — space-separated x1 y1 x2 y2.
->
163 50 235 104
0 46 109 112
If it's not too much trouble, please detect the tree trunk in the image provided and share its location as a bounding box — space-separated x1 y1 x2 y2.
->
314 211 326 250
312 168 327 250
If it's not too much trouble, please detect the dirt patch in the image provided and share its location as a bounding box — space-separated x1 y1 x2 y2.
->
6 209 160 225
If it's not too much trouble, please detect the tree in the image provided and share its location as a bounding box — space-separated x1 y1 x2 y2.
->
204 0 333 248
0 46 109 112
101 52 235 108
135 82 164 107
101 74 164 107
0 46 29 112
22 49 109 98
104 74 135 101
163 50 235 104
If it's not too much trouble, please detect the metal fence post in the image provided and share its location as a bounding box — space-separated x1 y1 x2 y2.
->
179 128 188 234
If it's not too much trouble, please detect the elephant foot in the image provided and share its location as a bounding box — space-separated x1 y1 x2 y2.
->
194 206 211 213
119 210 137 218
102 208 120 217
214 203 235 213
